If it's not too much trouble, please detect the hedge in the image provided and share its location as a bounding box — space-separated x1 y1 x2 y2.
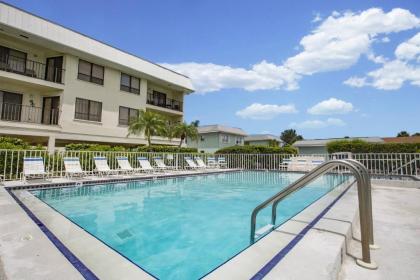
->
65 143 126 151
131 145 197 153
327 139 420 153
215 145 297 154
0 136 44 150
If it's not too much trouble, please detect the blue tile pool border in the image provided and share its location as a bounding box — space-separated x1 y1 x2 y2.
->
5 170 353 280
4 170 241 280
250 180 354 280
198 177 354 279
6 188 99 280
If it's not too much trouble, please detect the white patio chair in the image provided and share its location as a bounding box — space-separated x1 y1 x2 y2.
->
116 156 142 174
279 158 292 170
93 156 120 176
137 157 156 173
184 157 200 170
195 157 210 169
22 157 51 182
154 157 175 171
64 157 90 178
217 157 228 168
207 157 218 168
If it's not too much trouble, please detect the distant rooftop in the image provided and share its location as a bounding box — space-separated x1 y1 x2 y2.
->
197 125 248 136
293 137 384 147
245 134 282 142
382 136 420 143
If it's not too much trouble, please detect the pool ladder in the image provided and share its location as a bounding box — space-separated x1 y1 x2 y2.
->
249 159 378 269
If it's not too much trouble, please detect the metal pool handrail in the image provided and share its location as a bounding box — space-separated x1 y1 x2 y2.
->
250 159 378 269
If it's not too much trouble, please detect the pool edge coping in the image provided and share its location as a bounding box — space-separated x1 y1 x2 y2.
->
5 170 353 279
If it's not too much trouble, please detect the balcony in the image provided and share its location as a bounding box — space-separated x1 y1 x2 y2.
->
0 55 65 84
147 93 183 112
0 103 60 125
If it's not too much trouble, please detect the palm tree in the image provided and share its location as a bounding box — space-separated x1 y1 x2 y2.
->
175 122 199 148
280 129 303 145
127 110 165 146
160 120 178 142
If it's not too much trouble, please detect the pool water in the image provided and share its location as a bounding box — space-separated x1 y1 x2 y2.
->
32 171 349 279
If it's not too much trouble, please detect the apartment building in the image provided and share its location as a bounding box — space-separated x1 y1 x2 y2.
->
187 125 247 153
0 2 193 151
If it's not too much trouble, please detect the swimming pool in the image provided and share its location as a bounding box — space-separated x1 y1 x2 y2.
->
31 171 349 279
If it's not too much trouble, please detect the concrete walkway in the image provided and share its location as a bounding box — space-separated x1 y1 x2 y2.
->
340 184 420 280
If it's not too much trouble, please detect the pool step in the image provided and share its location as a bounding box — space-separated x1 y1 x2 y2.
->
255 224 274 238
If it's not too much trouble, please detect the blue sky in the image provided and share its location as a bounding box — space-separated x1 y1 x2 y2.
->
6 0 420 139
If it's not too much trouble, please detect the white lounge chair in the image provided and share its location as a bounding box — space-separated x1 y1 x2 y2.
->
64 157 90 178
310 159 325 167
22 157 50 182
279 158 292 170
137 157 156 173
207 157 218 168
93 156 120 176
184 157 200 170
154 157 176 171
217 157 228 168
116 156 142 174
195 157 211 169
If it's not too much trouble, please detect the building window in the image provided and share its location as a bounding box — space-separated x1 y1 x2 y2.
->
222 135 229 143
77 59 104 85
74 98 102 122
236 137 243 144
200 136 205 142
119 106 138 126
120 73 140 94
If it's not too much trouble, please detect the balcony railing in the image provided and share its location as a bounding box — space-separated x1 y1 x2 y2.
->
0 55 65 84
0 103 60 125
147 93 183 112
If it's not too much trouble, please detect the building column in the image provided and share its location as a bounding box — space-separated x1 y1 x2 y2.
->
47 135 56 154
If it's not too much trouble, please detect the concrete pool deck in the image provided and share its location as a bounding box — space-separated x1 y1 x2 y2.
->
1 173 419 279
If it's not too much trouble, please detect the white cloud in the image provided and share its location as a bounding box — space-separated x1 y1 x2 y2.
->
344 32 420 90
236 103 297 120
367 52 387 64
162 8 419 94
160 61 300 93
381 37 390 43
285 8 420 75
344 76 368 87
290 118 346 129
368 60 420 90
312 12 322 23
307 98 354 115
395 32 420 61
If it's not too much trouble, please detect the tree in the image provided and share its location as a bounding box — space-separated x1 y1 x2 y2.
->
127 110 165 146
280 129 303 145
175 122 199 148
160 120 178 142
397 131 410 137
412 132 420 136
191 120 200 127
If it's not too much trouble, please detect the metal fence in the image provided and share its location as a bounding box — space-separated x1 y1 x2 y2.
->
0 150 419 181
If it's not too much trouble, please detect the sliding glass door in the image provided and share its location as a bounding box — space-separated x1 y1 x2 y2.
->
42 96 60 125
0 91 23 121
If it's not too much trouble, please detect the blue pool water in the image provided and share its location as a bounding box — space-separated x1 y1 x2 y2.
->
32 171 349 279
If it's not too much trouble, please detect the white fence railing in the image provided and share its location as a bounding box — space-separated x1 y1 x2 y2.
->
0 150 419 181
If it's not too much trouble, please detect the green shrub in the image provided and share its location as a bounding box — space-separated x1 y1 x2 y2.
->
131 145 197 153
327 140 420 153
0 136 45 150
65 143 126 151
215 145 297 154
